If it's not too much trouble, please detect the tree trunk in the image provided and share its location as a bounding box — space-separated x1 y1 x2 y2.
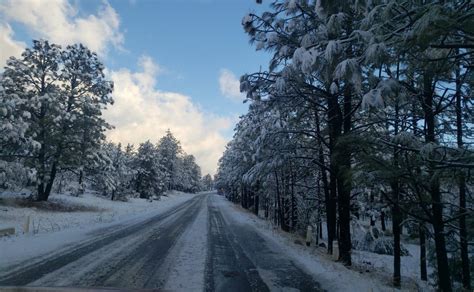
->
422 74 452 292
391 100 402 287
381 211 386 231
274 198 278 225
264 198 269 219
78 169 84 195
327 93 341 255
37 185 47 201
391 181 401 287
38 90 75 202
43 162 58 201
241 184 246 209
316 110 333 255
419 222 427 281
431 187 451 292
336 84 352 266
316 221 320 245
337 176 351 266
455 61 471 290
36 127 48 201
275 171 281 227
458 175 470 290
254 191 259 216
36 76 48 202
370 215 376 227
278 197 283 230
37 161 58 202
281 198 290 232
290 170 297 230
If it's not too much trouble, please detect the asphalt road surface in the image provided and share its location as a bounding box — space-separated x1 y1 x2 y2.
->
0 193 322 291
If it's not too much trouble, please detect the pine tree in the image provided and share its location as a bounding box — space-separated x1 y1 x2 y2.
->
218 1 473 290
134 141 165 199
157 130 182 191
1 40 113 201
202 174 214 191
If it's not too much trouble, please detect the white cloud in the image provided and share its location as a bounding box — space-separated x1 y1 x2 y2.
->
104 56 232 175
219 69 244 101
0 23 26 67
0 0 123 60
0 0 229 174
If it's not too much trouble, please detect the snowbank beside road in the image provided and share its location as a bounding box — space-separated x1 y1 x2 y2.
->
0 191 197 267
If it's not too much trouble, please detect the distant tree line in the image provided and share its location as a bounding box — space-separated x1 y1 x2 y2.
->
201 174 215 191
216 1 473 291
87 130 204 201
0 40 208 202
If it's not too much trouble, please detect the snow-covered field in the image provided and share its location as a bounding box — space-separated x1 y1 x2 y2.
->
0 191 194 235
0 191 197 267
215 195 433 292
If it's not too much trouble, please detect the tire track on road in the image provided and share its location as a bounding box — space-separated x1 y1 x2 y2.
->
205 195 269 292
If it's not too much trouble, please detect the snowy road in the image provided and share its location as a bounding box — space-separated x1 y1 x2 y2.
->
0 193 322 291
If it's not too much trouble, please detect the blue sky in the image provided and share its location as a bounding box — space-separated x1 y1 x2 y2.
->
0 0 271 174
85 0 270 116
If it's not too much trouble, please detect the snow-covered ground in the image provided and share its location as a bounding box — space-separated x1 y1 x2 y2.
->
0 191 194 235
352 243 433 291
0 191 197 267
1 192 434 291
214 195 433 292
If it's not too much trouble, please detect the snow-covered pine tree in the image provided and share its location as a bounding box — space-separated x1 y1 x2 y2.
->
180 154 202 193
157 130 182 191
217 1 473 290
59 44 114 195
1 40 113 201
89 143 136 201
0 73 37 190
201 174 214 191
133 141 166 199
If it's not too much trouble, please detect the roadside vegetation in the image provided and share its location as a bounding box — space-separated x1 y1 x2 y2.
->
216 1 473 291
